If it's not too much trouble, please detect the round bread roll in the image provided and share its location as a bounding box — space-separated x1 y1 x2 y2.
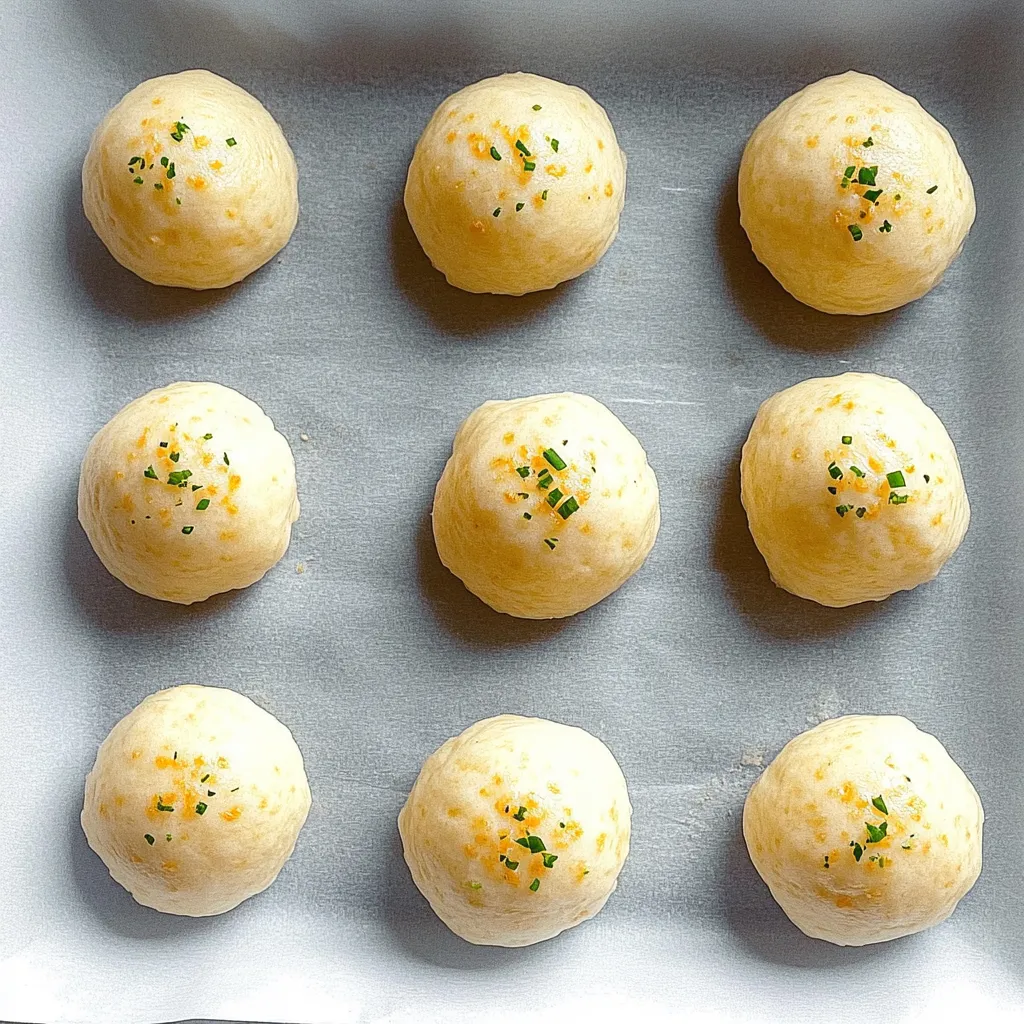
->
78 381 299 604
82 685 312 917
740 372 969 607
398 714 631 946
405 72 626 294
738 71 975 314
83 69 298 288
744 715 983 946
432 392 660 618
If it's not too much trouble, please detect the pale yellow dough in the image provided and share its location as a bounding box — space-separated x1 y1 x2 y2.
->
78 381 299 604
744 715 983 946
398 715 631 946
405 72 626 294
83 69 298 288
82 685 312 917
432 392 660 618
739 71 975 314
740 372 969 607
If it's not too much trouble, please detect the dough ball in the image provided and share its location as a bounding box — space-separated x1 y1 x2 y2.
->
82 685 312 917
740 372 969 607
398 714 631 946
78 381 299 604
738 71 975 314
743 715 983 946
432 392 660 618
83 69 298 289
405 72 626 294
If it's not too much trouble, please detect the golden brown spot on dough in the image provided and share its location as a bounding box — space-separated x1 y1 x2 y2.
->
188 175 207 190
834 894 854 907
548 164 569 177
844 401 855 411
609 804 619 822
152 97 163 106
939 833 949 846
596 832 607 852
130 853 143 864
228 473 241 493
98 803 107 817
217 757 229 769
547 782 561 794
447 807 462 817
503 432 515 445
162 861 178 873
931 513 944 527
814 766 825 781
219 495 238 515
209 159 224 171
225 209 237 219
868 456 884 473
193 135 210 149
131 749 142 760
805 135 819 148
220 806 243 822
791 448 804 461
446 130 457 143
845 115 857 124
119 493 134 513
470 220 485 234
532 192 545 209
828 394 843 407
604 181 614 197
154 755 184 770
466 132 490 159
259 798 268 810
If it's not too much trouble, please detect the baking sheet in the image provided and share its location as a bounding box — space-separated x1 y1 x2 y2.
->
2 0 1023 1021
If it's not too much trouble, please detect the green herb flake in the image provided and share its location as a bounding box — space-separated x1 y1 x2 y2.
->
894 193 902 201
223 453 230 466
144 465 158 479
824 855 830 869
196 498 211 511
546 487 564 507
200 774 210 783
557 496 580 519
886 470 906 488
167 469 192 487
202 433 213 440
857 165 878 186
154 182 164 190
532 104 542 110
872 795 888 815
827 486 837 495
181 526 194 535
504 858 520 870
515 834 546 853
851 842 864 862
848 224 863 241
543 537 558 550
133 176 144 184
175 198 181 205
166 833 172 842
160 156 169 167
226 137 237 147
515 140 532 157
170 120 190 141
863 188 883 203
865 821 888 843
926 185 938 194
144 834 155 845
512 805 527 821
828 462 843 480
523 512 532 520
542 448 567 470
492 207 501 217
849 465 865 478
523 161 536 171
856 506 867 518
550 138 559 153
836 504 854 518
159 441 169 448
191 484 202 491
863 137 874 147
537 470 553 490
195 802 208 815
489 146 502 161
516 202 525 212
879 220 892 233
902 843 912 850
231 787 239 792
541 189 548 200
207 790 215 797
156 800 174 812
166 162 176 180
516 466 531 478
541 852 558 868
843 165 856 179
128 156 143 167
841 435 853 445
467 881 482 890
169 451 180 463
923 474 930 483
889 492 909 505
529 878 541 892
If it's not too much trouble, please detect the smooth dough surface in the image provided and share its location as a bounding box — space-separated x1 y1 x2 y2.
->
405 72 626 294
82 685 312 917
78 381 299 604
739 71 975 314
398 715 631 946
83 69 298 289
432 392 660 618
740 372 969 607
744 715 983 946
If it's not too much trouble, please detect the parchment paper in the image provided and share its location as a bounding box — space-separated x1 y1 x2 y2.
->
2 1 1023 1021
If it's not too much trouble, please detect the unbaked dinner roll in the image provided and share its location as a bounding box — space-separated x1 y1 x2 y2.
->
78 381 299 604
398 714 631 946
740 372 969 607
405 72 626 294
744 715 983 946
82 685 312 917
432 392 660 618
739 71 975 314
83 69 298 288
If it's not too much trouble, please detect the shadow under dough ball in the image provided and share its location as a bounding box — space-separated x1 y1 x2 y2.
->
83 69 298 289
78 381 299 604
404 72 626 295
398 714 631 946
432 392 660 618
82 685 312 917
738 71 975 314
740 372 969 607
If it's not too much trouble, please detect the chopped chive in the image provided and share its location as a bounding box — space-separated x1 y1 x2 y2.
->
828 462 843 480
851 842 863 861
515 834 546 853
467 881 482 890
543 538 558 549
848 224 863 241
889 492 909 505
154 182 164 190
196 498 211 511
541 852 558 868
133 176 144 184
191 484 202 491
200 774 210 782
843 165 856 179
523 161 536 171
156 800 174 812
160 156 169 167
231 787 239 792
523 512 532 520
159 441 169 448
492 207 501 217
169 451 180 463
516 202 525 212
226 137 237 147
827 486 837 495
865 821 888 843
517 492 529 499
144 465 158 479
529 878 541 892
863 136 874 147
207 790 215 797
175 197 181 205
836 504 854 517
195 802 208 815
879 220 892 232
886 470 906 488
857 166 878 185
550 139 559 153
557 496 580 519
202 433 213 440
489 146 501 160
512 806 527 821
166 162 175 179
504 858 519 870
128 156 143 167
537 472 553 490
841 435 852 445
926 185 938 194
872 795 888 815
144 834 155 845
849 465 865 477
181 526 194 535
223 453 230 465
923 474 930 483
863 188 883 203
856 507 866 518
542 448 567 470
516 466 531 477
541 189 548 200
515 140 532 157
532 104 542 110
546 488 564 507
167 469 192 486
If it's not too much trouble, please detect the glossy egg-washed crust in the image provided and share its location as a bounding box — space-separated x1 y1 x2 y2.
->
83 69 298 289
405 72 626 295
743 715 983 946
739 71 975 314
432 392 660 618
740 372 969 607
78 381 299 604
399 715 631 946
82 685 312 917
